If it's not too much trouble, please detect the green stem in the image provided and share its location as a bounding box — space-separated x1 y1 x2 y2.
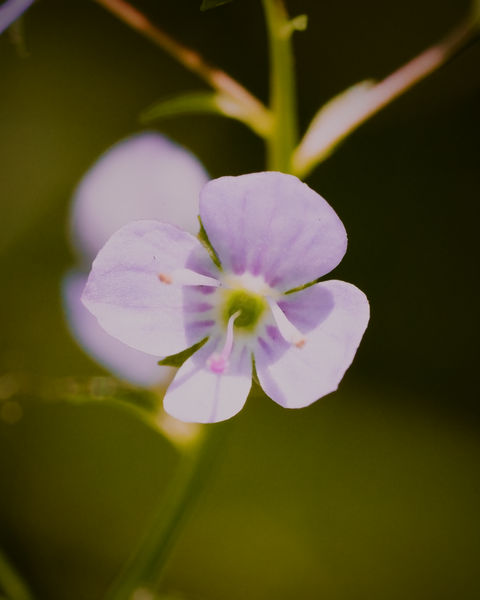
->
0 547 36 600
262 0 298 173
103 421 232 600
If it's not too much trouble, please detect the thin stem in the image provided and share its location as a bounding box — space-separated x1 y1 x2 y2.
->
261 0 298 173
92 0 270 134
293 15 480 178
103 421 232 600
0 546 36 600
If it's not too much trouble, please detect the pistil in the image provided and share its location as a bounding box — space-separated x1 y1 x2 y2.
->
206 310 241 374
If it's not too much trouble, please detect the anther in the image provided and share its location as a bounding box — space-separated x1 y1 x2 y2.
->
206 310 241 374
265 296 307 348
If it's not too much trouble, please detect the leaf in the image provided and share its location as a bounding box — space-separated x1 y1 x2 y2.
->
200 0 233 11
197 216 221 269
159 338 209 368
140 91 221 123
141 91 273 139
292 80 376 178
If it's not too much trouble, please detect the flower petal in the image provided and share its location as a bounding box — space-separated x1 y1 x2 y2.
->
163 338 252 423
199 172 347 292
255 280 369 408
82 220 219 357
63 271 173 387
70 133 208 266
0 0 34 35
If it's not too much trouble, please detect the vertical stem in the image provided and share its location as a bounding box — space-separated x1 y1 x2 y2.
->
261 0 298 173
103 421 232 600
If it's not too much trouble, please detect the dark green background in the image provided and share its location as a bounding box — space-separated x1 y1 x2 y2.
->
0 1 479 599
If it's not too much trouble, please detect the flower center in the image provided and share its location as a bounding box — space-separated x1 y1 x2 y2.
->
159 269 307 376
222 290 266 330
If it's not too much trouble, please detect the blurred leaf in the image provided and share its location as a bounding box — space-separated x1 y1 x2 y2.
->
140 92 222 123
200 0 233 11
292 79 376 177
20 374 164 422
141 92 273 139
159 338 208 368
289 14 308 31
474 0 480 23
113 387 161 414
0 545 36 600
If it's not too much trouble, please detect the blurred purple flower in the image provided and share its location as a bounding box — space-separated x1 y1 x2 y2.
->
0 0 34 34
70 133 207 267
63 133 209 386
83 172 369 422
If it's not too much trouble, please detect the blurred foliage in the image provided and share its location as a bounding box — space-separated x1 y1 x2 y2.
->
200 0 234 11
141 91 226 122
0 0 479 599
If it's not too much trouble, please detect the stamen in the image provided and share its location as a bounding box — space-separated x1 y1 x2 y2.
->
265 296 307 348
159 269 222 287
206 310 241 374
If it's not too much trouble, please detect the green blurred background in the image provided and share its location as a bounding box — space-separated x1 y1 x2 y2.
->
1 0 479 599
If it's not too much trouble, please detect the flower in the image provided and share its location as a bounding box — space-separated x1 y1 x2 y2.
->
63 271 173 387
0 0 35 35
70 133 207 267
63 133 209 386
82 172 369 422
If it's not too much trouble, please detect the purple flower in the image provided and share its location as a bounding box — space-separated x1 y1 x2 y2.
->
0 0 35 34
63 133 209 386
63 271 174 387
70 133 207 267
83 172 369 422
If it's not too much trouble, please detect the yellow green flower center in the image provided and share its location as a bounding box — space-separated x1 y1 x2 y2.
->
222 289 267 330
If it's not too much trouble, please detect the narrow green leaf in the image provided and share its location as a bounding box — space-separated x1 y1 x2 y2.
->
284 277 321 295
159 338 209 368
141 91 272 139
197 216 221 269
140 92 221 123
200 0 233 11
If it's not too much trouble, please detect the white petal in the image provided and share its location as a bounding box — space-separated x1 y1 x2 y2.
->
62 271 173 387
82 220 219 356
199 172 347 292
163 339 252 423
255 280 370 408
